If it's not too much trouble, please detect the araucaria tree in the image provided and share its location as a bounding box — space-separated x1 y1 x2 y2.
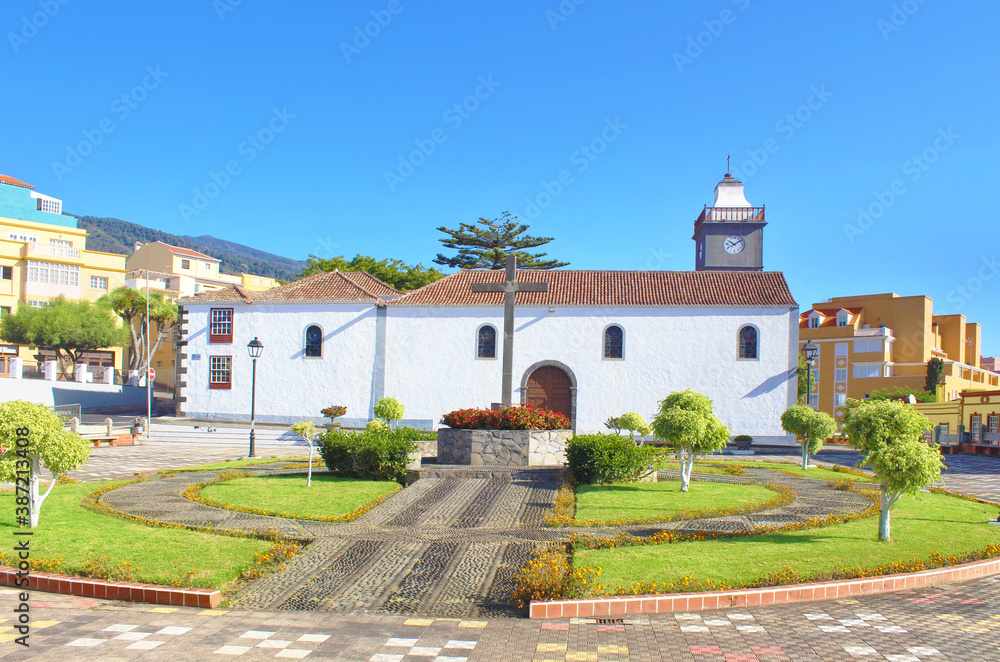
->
0 401 90 527
842 400 943 542
434 212 569 269
105 286 178 374
0 297 128 378
652 390 731 491
780 405 838 469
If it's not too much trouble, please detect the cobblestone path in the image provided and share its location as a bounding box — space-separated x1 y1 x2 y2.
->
98 464 872 618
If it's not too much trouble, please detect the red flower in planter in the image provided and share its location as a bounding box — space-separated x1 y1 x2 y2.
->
441 405 569 430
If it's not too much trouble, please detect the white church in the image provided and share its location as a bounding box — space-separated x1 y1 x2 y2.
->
177 175 799 441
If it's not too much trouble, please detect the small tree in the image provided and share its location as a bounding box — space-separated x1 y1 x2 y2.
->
651 390 731 491
780 405 838 469
925 357 944 395
604 416 622 434
290 421 320 487
373 397 404 429
0 401 90 527
617 411 650 445
1 298 128 378
842 400 943 542
434 212 569 269
797 355 810 404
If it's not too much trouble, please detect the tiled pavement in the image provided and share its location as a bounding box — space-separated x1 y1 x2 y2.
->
2 578 999 661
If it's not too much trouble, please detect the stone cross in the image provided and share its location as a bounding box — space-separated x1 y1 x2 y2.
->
470 254 549 407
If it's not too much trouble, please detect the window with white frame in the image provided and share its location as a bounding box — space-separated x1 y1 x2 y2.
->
26 261 79 287
37 197 61 214
970 415 982 441
835 342 848 357
854 339 882 353
835 368 847 382
808 316 820 329
26 300 50 307
8 233 37 243
180 259 191 269
853 364 883 378
808 393 819 407
989 415 999 433
209 308 234 343
834 394 847 407
49 239 72 247
90 276 108 290
836 312 849 327
209 356 232 389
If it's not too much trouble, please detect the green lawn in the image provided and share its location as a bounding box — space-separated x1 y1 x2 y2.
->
158 456 310 474
576 492 1000 590
198 473 400 519
0 483 271 591
724 460 878 482
575 480 779 524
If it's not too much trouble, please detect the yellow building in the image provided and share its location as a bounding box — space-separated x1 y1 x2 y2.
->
125 242 278 391
799 292 1000 422
0 174 127 376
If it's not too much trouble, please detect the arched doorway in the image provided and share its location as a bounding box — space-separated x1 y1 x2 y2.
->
524 365 573 422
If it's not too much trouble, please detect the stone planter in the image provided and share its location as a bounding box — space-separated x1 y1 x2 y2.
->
437 428 572 467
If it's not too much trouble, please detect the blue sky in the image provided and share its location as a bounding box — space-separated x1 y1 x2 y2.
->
2 0 999 354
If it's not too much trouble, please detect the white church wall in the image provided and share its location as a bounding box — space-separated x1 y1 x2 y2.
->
179 303 379 425
385 305 797 441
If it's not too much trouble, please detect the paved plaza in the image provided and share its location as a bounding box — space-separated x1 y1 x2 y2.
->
2 440 998 660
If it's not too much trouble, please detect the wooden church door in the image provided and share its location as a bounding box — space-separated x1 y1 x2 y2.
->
525 366 572 421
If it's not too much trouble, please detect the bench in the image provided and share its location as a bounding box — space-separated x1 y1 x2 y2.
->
84 434 134 447
969 442 1000 456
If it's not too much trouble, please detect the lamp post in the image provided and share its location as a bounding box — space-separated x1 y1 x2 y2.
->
802 340 819 409
247 337 264 458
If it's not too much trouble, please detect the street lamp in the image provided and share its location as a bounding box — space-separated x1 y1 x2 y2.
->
247 337 264 458
802 340 819 409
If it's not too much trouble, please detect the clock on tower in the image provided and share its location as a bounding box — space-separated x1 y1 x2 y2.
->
692 172 766 271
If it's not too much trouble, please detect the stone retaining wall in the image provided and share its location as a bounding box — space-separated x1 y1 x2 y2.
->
437 428 571 466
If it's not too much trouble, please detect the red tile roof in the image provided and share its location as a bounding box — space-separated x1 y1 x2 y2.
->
0 174 35 189
157 242 219 261
178 270 400 305
390 270 797 307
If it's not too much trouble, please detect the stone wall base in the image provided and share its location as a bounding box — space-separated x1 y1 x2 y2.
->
437 428 571 466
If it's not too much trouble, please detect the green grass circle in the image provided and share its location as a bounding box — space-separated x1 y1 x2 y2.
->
198 473 400 520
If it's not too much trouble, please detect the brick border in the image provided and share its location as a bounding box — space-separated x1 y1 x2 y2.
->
528 556 1000 619
0 566 220 609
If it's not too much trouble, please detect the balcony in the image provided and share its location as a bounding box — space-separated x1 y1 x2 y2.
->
25 243 80 260
855 326 892 337
695 206 765 225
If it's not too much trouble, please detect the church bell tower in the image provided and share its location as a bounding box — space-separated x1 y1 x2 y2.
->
693 171 766 271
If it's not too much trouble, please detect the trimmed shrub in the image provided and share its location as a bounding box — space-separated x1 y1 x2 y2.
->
374 396 404 426
733 434 753 442
441 404 570 430
318 427 419 483
566 433 669 484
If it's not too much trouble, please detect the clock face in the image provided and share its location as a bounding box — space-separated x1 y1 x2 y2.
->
724 235 745 254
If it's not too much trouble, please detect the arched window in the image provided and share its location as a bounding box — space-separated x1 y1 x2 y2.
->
738 325 758 360
305 325 323 358
603 325 624 359
477 325 496 359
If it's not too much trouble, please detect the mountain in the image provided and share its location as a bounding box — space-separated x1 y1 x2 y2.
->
72 214 308 281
